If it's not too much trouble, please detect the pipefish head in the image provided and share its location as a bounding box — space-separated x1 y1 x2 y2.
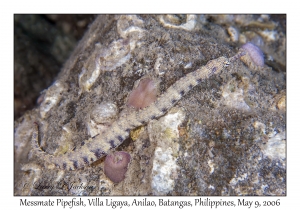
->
207 56 230 76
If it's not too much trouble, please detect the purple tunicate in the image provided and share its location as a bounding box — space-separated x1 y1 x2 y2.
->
127 78 158 109
104 151 131 183
241 42 264 67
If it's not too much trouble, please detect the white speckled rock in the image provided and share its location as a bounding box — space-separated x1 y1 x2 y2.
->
148 108 185 195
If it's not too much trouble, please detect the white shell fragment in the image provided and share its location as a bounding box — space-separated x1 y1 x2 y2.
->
159 15 197 31
227 26 239 42
40 82 65 119
87 102 118 137
79 15 145 93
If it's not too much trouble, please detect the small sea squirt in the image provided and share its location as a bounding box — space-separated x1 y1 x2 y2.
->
127 78 158 109
104 151 131 183
240 42 264 69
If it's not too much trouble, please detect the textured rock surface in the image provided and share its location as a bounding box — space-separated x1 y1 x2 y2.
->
14 14 286 195
14 14 96 120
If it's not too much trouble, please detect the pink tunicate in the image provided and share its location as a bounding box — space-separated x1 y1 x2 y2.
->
104 151 131 183
127 78 158 109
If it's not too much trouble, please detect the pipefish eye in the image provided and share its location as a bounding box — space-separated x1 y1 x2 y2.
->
224 61 230 67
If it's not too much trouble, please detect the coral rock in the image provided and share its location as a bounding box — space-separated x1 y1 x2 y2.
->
104 151 131 183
